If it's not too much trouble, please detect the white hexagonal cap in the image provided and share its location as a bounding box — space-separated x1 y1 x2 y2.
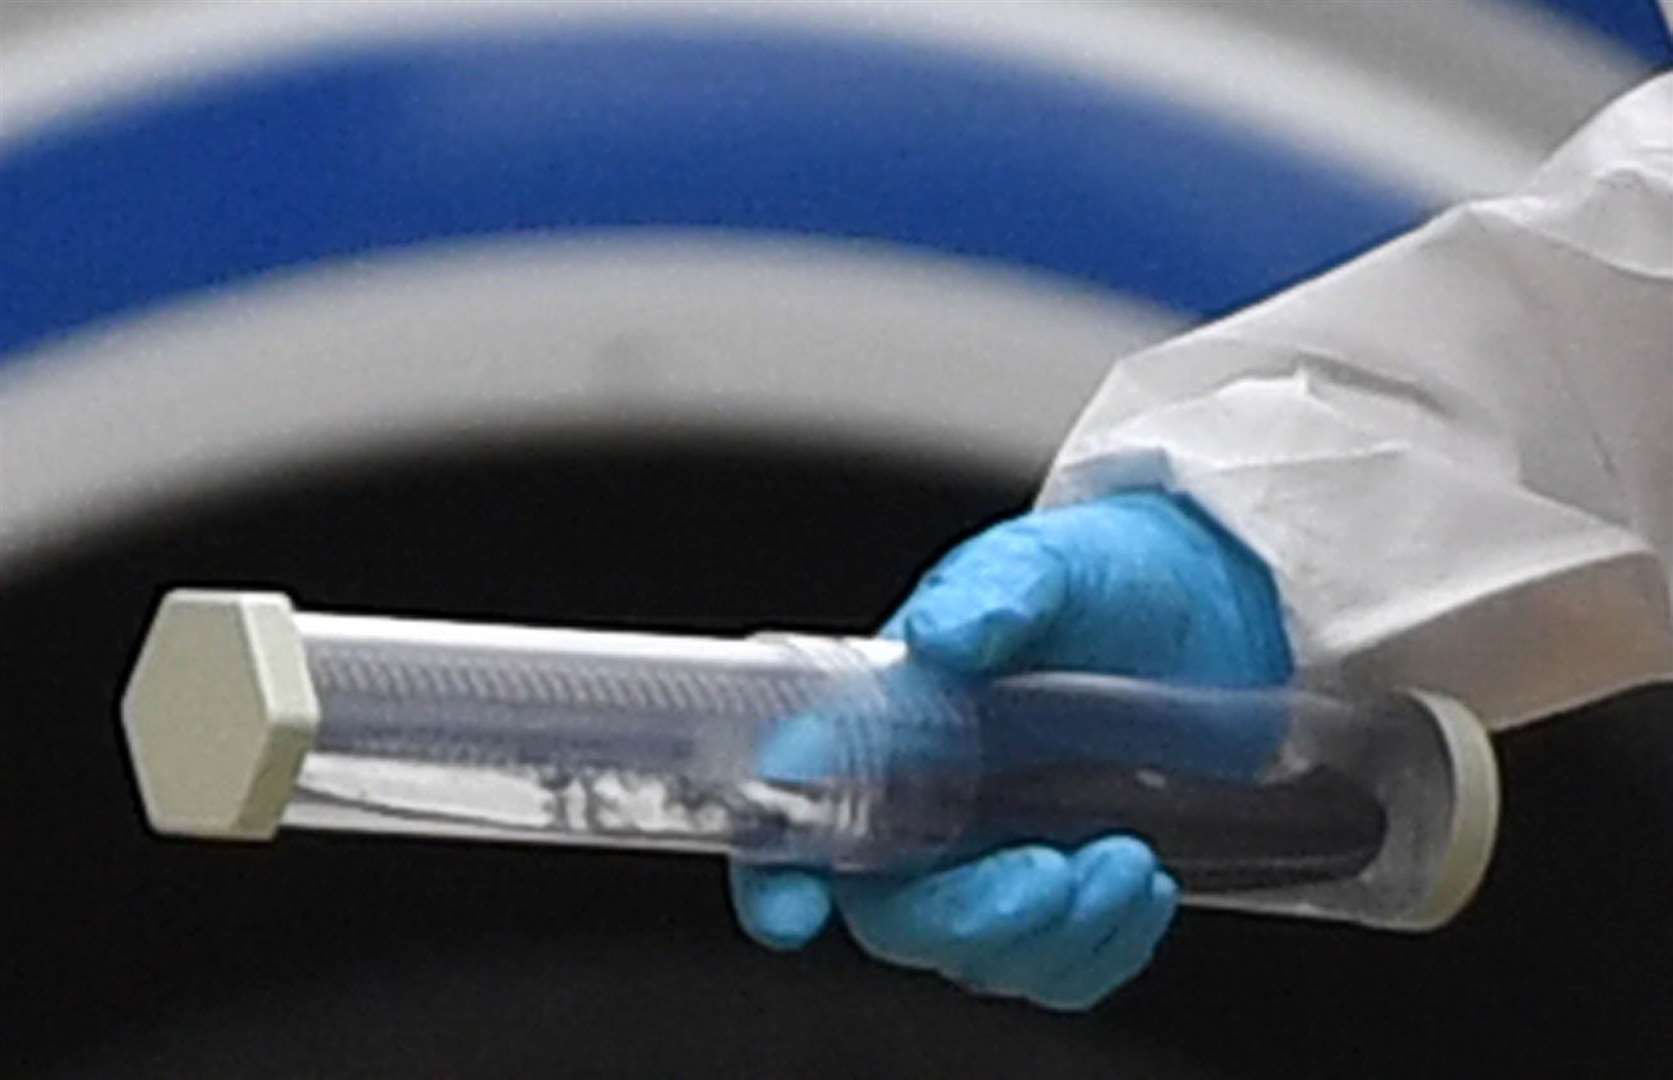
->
122 590 319 840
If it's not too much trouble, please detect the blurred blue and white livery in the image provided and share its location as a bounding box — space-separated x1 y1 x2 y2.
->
1 0 1666 571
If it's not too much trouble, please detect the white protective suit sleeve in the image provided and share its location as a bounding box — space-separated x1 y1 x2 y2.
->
1038 73 1673 731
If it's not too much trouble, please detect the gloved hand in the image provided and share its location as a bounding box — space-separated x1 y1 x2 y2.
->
729 490 1292 1010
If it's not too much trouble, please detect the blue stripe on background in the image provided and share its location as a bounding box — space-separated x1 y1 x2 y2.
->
1514 0 1673 65
0 27 1425 360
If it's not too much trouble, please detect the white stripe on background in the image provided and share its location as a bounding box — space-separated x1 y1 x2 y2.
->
0 232 1185 571
0 0 1647 201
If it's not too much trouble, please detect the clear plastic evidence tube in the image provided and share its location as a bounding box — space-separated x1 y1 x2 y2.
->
121 591 1499 931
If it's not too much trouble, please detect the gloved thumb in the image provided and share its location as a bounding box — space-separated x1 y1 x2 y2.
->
880 523 1068 675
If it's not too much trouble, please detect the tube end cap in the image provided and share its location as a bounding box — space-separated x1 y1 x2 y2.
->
1391 690 1501 931
121 590 318 840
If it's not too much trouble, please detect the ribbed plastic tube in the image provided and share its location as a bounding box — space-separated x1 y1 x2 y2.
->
121 592 1500 930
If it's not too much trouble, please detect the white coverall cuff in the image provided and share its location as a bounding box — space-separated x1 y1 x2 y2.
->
1039 444 1673 731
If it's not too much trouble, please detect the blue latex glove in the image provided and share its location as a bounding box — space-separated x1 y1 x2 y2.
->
730 490 1292 1010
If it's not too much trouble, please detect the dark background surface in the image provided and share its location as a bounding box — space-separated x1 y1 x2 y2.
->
5 436 1670 1077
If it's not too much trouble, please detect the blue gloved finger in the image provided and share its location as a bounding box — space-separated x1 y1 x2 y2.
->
950 836 1158 999
728 701 847 951
753 710 843 782
729 863 834 951
882 525 1070 675
1033 868 1179 1012
833 846 1075 973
